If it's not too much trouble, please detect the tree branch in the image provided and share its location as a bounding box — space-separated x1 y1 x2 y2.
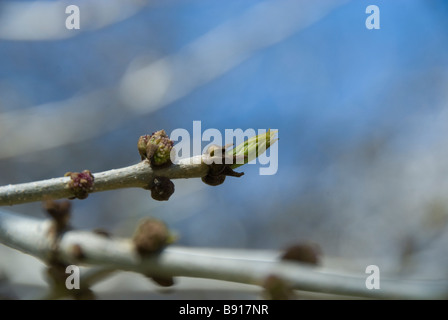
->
1 208 447 299
0 156 207 206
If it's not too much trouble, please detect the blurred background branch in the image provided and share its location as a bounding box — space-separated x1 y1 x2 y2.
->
1 209 448 300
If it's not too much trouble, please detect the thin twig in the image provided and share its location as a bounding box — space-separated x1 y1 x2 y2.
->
0 156 207 206
1 209 447 299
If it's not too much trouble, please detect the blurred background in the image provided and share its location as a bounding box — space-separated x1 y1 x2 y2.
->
1 0 448 299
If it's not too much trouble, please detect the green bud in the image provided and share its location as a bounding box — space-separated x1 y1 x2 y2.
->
145 130 174 166
227 129 278 169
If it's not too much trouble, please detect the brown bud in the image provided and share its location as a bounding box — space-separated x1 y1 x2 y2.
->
201 174 226 186
150 177 175 201
133 219 170 256
262 275 297 300
201 144 243 187
138 135 150 160
281 243 321 266
92 228 111 238
150 276 175 287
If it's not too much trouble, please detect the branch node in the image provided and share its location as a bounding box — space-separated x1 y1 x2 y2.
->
201 144 244 186
64 170 95 200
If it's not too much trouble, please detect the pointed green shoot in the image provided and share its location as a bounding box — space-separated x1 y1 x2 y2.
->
227 129 278 169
